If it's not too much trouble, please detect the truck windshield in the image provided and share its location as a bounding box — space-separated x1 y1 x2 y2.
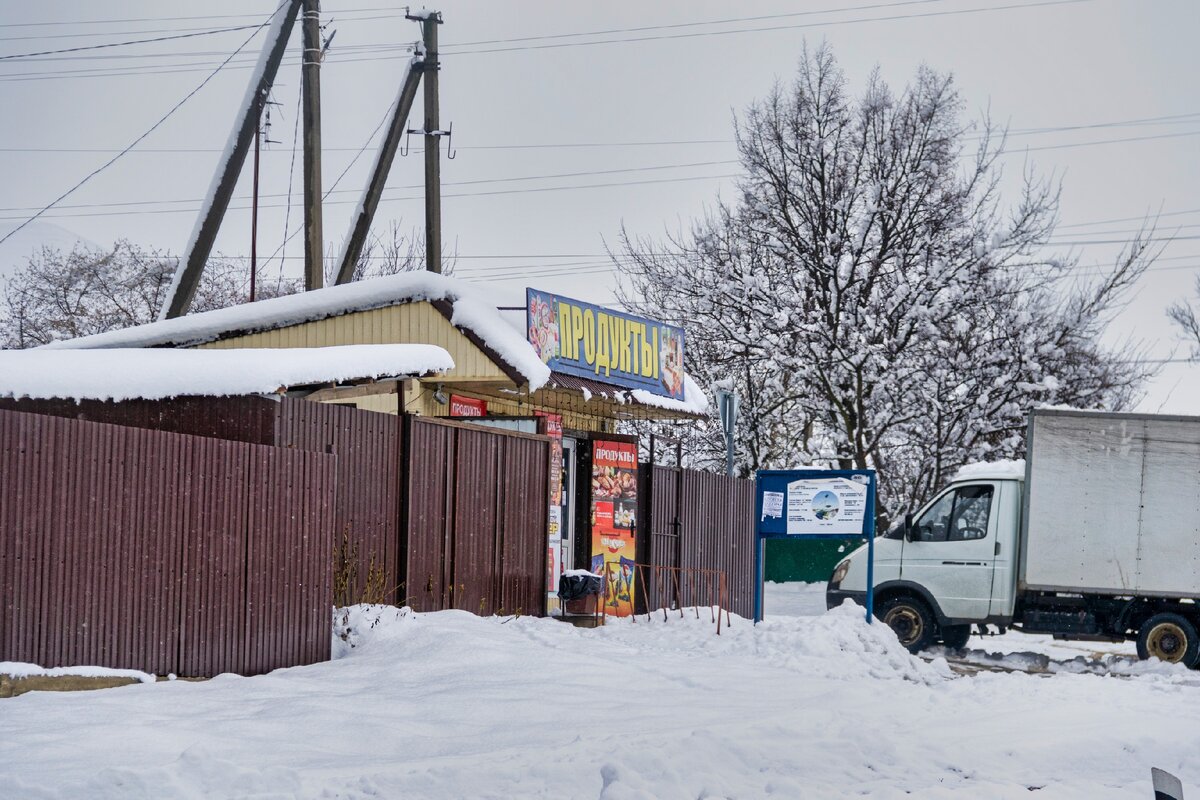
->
913 485 993 542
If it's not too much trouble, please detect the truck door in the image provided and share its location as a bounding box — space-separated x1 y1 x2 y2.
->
901 482 998 621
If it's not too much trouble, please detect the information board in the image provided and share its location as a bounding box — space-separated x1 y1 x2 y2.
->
754 469 877 623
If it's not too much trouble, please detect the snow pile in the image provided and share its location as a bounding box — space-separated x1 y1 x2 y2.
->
953 458 1026 482
4 602 1200 797
331 604 416 659
50 272 552 391
0 661 156 684
0 344 453 402
595 600 951 685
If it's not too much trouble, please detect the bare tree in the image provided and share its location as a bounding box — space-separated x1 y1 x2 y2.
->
327 220 457 284
0 241 300 349
618 44 1157 518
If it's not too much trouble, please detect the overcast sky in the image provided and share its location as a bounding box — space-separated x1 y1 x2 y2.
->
0 0 1196 409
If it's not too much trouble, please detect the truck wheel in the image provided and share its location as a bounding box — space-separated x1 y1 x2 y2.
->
1136 613 1200 666
877 596 937 654
940 624 972 651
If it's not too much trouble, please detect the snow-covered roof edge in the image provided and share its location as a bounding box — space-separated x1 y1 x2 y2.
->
47 272 551 391
952 459 1026 483
1 344 453 403
630 373 710 415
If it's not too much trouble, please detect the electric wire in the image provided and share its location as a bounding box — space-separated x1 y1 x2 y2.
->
0 0 291 249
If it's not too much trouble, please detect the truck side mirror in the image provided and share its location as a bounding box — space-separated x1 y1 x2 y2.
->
903 513 916 542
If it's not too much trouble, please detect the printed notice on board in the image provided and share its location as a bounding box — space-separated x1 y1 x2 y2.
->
761 491 784 520
785 476 868 535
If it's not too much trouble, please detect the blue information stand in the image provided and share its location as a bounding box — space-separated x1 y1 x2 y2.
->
753 469 877 624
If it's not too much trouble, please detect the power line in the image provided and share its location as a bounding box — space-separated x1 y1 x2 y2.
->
0 7 403 29
0 1 290 249
0 24 262 62
439 0 1093 56
445 0 949 48
3 121 1196 220
0 0 1088 80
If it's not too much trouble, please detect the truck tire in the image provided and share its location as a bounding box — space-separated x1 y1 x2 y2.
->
876 596 937 654
1136 613 1200 667
940 624 972 651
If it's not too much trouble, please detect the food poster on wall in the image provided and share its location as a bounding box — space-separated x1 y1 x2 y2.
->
536 411 565 610
591 439 638 617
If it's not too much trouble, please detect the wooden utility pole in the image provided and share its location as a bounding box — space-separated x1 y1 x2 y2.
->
250 97 261 302
333 58 424 285
161 0 301 319
420 13 443 273
301 0 324 290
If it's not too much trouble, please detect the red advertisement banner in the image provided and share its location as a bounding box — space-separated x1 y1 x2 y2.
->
591 439 637 617
449 394 487 417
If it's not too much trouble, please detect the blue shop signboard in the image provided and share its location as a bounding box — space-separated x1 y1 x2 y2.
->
525 288 686 400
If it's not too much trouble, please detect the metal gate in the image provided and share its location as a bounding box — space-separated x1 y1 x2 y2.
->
641 449 756 618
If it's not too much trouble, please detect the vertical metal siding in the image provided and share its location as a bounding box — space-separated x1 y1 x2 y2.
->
405 417 454 612
406 417 549 617
274 399 403 605
0 408 336 677
643 465 756 618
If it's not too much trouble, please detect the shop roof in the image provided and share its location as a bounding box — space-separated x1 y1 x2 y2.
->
42 272 709 416
545 371 708 417
0 344 452 403
44 272 551 390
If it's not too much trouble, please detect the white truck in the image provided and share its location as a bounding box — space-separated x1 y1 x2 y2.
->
826 408 1200 665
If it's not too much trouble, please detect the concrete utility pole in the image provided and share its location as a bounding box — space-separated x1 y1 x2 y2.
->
333 56 424 285
161 0 301 319
301 0 325 290
419 12 443 273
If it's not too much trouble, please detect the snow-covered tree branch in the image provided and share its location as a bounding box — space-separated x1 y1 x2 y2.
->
617 44 1157 520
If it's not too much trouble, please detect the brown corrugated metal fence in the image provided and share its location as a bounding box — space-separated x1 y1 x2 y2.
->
405 417 549 616
0 395 405 607
0 408 335 677
274 399 403 605
643 465 756 618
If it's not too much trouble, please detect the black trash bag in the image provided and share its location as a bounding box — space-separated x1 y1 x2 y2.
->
557 573 602 602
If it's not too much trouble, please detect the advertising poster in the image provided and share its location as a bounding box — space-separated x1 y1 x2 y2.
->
534 411 564 506
591 440 638 617
535 411 565 612
526 288 687 401
785 475 869 535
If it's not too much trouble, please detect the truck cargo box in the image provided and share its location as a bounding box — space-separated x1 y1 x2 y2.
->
1020 409 1200 598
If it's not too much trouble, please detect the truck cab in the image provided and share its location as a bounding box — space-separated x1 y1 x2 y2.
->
826 465 1024 652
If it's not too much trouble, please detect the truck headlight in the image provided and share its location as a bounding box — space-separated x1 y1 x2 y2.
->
831 559 850 586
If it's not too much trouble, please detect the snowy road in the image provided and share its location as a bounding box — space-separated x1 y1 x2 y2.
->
2 589 1198 798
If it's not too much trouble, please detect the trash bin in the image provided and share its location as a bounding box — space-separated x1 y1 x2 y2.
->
558 570 603 616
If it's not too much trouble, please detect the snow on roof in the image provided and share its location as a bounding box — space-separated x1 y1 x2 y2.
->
0 344 453 403
632 373 710 415
47 272 552 390
952 459 1026 483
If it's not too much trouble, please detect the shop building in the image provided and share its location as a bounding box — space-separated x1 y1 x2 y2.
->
49 272 710 615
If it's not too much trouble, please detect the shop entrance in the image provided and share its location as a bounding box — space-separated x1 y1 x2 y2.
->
560 437 578 574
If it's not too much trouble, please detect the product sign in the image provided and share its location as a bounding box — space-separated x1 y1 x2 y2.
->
526 288 686 400
590 439 638 617
785 476 869 536
534 411 564 506
536 411 566 610
449 394 487 417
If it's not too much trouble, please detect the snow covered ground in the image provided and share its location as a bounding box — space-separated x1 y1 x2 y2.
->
2 591 1198 798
